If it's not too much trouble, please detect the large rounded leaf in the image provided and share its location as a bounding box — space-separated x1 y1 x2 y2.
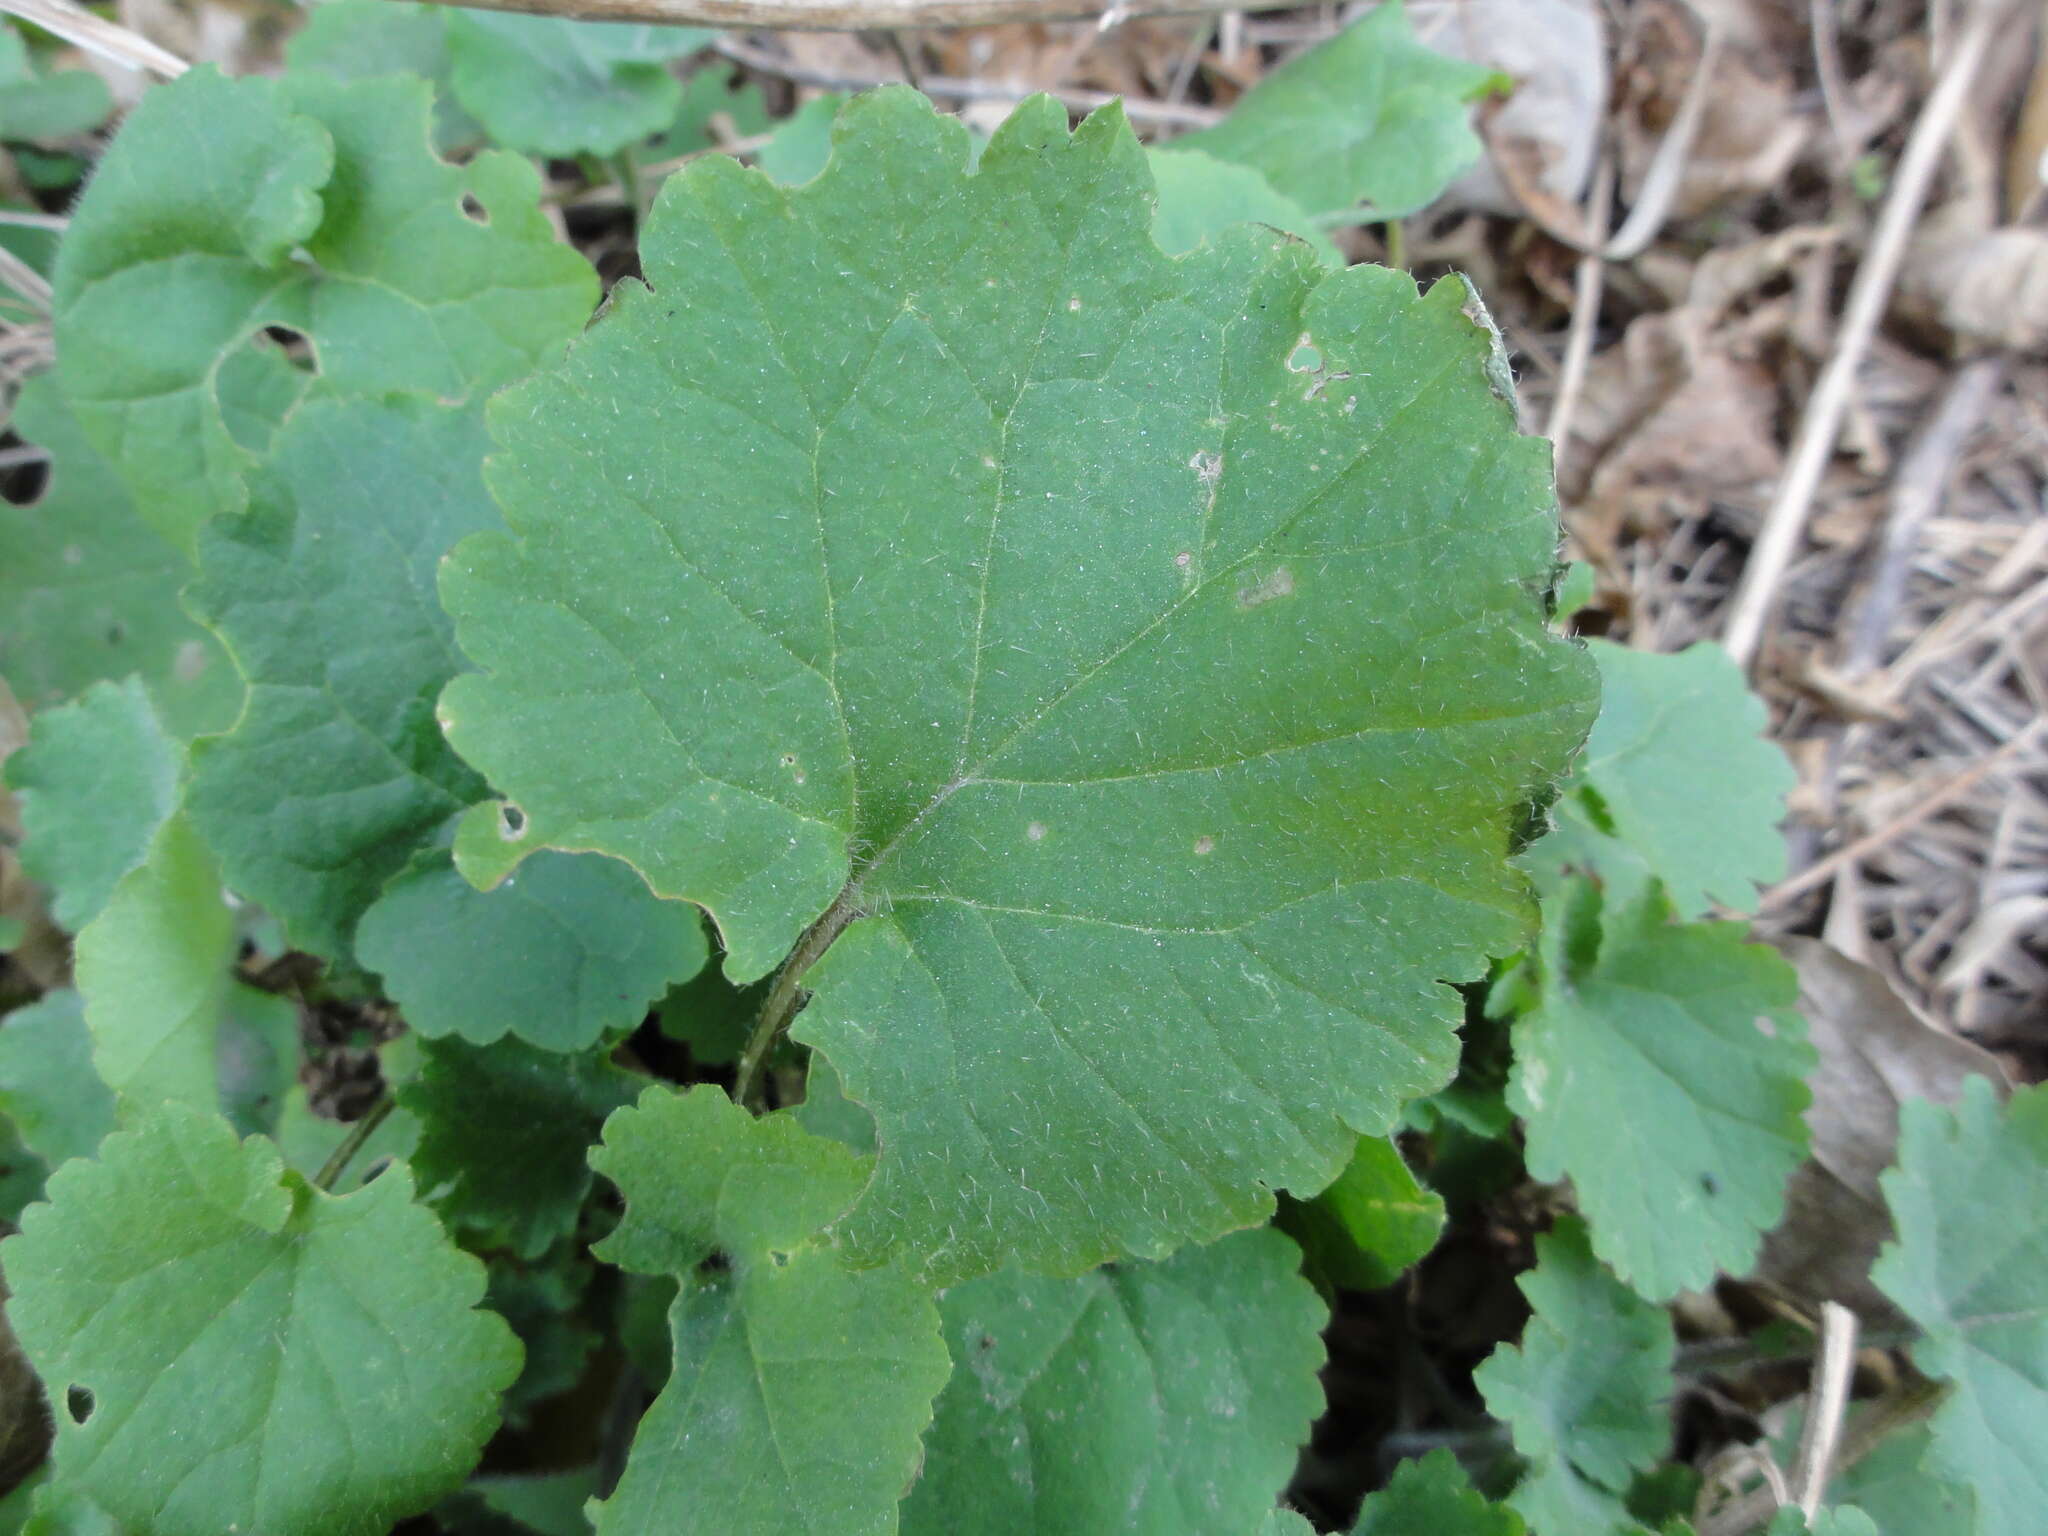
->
439 89 1595 1282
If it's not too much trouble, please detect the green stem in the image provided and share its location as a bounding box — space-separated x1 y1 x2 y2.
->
733 884 864 1110
611 150 648 227
314 1095 395 1193
1384 217 1406 269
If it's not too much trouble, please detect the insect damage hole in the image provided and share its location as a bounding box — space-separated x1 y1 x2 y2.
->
66 1386 94 1424
1285 337 1322 373
1026 821 1048 842
1193 835 1215 855
497 803 527 840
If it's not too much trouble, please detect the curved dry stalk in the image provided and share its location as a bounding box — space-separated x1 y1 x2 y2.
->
406 0 1291 29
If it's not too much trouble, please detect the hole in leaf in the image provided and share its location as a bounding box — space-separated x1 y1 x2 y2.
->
698 1249 732 1277
1699 1173 1719 1197
66 1385 94 1424
768 1250 789 1267
460 193 489 224
498 803 527 839
1285 338 1322 373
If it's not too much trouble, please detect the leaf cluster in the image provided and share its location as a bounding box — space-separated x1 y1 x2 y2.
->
0 13 2038 1536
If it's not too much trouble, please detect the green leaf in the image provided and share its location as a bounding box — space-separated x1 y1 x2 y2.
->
1351 1449 1524 1535
0 1103 520 1535
1281 1134 1445 1291
72 813 233 1110
52 66 594 550
1169 0 1504 219
0 991 114 1168
213 983 299 1139
901 1226 1325 1534
186 396 504 963
7 678 181 931
359 845 709 1050
1874 1079 2048 1536
634 65 772 166
588 1086 949 1535
753 92 847 185
1506 879 1812 1300
402 1035 643 1258
1475 1218 1672 1536
1148 148 1342 265
1826 1422 1974 1536
273 1084 422 1193
285 0 481 153
445 12 714 158
0 374 237 737
0 25 111 141
1525 642 1793 918
437 88 1596 1282
1766 1509 1880 1536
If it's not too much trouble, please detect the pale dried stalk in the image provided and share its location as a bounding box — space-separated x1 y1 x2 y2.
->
1722 0 2024 670
712 36 1223 126
411 0 1292 28
1790 1302 1860 1517
0 0 186 77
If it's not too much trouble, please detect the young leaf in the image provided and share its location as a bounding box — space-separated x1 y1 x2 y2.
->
1281 1134 1446 1291
0 24 111 142
402 1035 643 1258
358 846 709 1051
752 92 846 185
7 678 181 932
438 88 1597 1282
900 1227 1326 1534
0 375 237 737
444 12 715 158
1506 879 1812 1300
0 990 114 1168
588 1086 949 1535
1524 642 1793 918
1475 1218 1673 1536
72 813 233 1109
1146 148 1343 265
1166 0 1505 219
1874 1079 2048 1536
185 397 500 963
0 1103 520 1536
1350 1449 1525 1535
52 66 595 549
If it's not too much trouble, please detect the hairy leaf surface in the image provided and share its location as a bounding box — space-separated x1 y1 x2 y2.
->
439 89 1595 1281
51 66 593 549
1475 1219 1671 1536
0 1104 520 1536
1507 879 1811 1299
1874 1079 2048 1536
901 1227 1325 1534
589 1087 948 1534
